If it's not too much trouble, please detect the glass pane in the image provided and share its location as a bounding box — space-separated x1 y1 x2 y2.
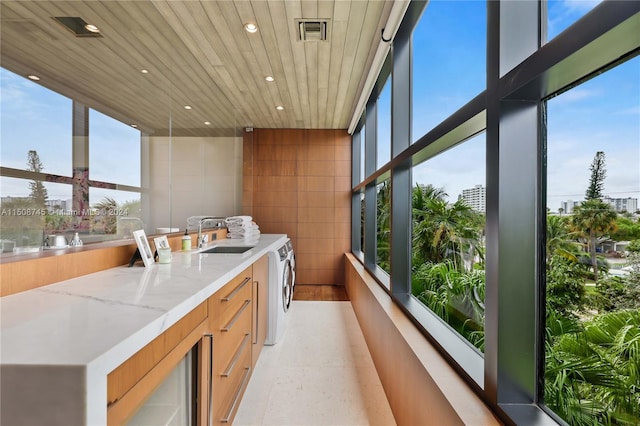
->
544 57 640 424
377 77 391 169
547 0 602 41
376 180 391 278
0 68 72 177
127 351 193 426
412 1 486 143
0 177 73 250
89 188 142 240
411 134 486 352
89 109 141 186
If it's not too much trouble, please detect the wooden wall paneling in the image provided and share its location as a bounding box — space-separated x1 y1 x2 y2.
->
247 128 351 286
297 176 334 192
344 254 501 425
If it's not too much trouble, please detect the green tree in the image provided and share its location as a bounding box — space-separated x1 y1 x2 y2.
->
570 199 617 283
546 255 586 316
413 261 486 351
610 216 640 242
91 197 118 234
628 239 640 253
26 150 48 208
545 309 640 425
585 151 606 200
546 214 579 266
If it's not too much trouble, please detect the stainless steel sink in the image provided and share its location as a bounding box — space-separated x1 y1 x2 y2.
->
200 246 253 254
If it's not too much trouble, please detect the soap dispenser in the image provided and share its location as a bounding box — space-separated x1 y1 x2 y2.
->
182 229 192 251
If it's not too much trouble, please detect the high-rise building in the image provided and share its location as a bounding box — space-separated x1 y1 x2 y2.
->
459 184 486 213
603 196 638 213
559 200 581 214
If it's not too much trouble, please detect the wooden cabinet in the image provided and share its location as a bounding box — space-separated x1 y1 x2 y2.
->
107 259 266 425
252 254 269 367
209 266 253 425
106 302 209 425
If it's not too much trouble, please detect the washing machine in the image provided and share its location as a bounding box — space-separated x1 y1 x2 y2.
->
265 241 294 345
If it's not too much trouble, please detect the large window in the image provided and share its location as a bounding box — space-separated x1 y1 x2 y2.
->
351 0 639 424
544 57 640 424
0 68 142 249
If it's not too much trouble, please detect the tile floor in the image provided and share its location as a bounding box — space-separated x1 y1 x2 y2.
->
234 301 396 426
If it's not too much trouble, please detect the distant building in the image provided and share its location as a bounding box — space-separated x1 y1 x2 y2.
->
45 199 71 212
559 200 581 214
603 196 638 213
460 185 486 213
559 196 638 214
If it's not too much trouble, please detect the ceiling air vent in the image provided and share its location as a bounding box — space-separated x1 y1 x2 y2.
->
297 20 329 42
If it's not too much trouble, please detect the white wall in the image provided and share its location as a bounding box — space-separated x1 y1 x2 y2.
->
142 136 243 233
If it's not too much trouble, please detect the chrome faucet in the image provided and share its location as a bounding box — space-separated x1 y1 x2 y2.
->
197 217 219 248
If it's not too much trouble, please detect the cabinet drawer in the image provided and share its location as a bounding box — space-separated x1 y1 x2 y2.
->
210 267 252 322
213 341 252 425
213 302 252 372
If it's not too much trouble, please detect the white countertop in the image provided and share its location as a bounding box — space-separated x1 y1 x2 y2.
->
0 234 287 425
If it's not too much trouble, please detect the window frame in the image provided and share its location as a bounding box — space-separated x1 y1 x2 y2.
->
350 1 640 424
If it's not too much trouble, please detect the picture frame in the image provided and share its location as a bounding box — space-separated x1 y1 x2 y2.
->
133 229 154 267
153 235 170 251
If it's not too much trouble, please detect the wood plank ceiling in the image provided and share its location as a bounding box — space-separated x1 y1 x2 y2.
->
0 1 393 136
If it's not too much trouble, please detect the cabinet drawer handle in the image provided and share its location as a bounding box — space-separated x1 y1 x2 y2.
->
221 277 251 302
220 300 251 332
220 367 251 423
221 333 250 377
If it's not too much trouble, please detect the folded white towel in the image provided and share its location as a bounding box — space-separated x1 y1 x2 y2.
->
225 216 253 224
228 232 260 241
227 224 259 233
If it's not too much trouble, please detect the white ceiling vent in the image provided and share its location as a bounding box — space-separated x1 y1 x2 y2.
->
297 19 329 42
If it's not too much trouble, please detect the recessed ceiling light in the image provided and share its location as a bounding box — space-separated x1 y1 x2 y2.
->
84 24 100 33
141 69 149 74
27 75 40 81
265 76 274 82
276 105 284 111
131 124 138 128
53 17 103 38
184 105 192 110
244 22 258 33
204 121 211 125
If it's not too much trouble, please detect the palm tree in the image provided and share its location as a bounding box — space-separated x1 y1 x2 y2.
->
570 199 617 283
545 309 640 425
414 196 481 271
413 260 486 351
547 214 579 266
92 197 118 234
